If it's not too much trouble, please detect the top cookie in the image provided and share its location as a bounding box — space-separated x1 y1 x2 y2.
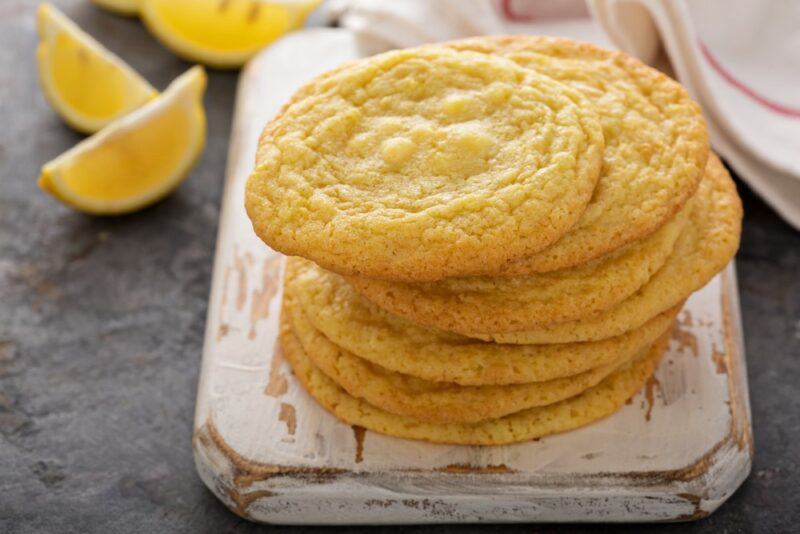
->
442 36 709 274
246 46 604 281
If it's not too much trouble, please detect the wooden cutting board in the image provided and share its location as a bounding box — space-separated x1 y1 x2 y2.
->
192 28 752 525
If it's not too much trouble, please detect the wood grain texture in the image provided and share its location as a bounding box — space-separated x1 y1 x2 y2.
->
193 28 752 525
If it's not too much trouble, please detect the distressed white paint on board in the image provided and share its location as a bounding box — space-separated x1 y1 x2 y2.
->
193 28 752 525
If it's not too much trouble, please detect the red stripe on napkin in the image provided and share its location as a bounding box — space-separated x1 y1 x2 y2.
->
699 40 800 118
500 0 536 22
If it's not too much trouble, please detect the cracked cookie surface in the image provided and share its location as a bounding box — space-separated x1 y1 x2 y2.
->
246 46 604 281
440 35 709 274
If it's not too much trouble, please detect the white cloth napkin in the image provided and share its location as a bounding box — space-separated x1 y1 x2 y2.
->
328 0 800 230
591 0 800 230
328 0 611 52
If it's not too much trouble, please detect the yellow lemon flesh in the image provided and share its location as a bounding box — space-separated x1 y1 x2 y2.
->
140 0 320 69
90 0 141 16
37 3 157 133
39 66 207 215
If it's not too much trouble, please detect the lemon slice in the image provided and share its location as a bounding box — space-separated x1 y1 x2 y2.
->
37 3 157 133
39 66 207 215
90 0 141 16
140 0 321 69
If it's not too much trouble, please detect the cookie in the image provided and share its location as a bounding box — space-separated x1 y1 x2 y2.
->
439 35 708 274
346 198 690 333
284 292 651 424
280 321 670 445
285 257 680 386
476 155 741 344
246 46 604 282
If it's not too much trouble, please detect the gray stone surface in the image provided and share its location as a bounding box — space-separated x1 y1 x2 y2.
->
1 1 798 532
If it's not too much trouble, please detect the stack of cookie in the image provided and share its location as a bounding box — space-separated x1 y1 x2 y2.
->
245 36 742 445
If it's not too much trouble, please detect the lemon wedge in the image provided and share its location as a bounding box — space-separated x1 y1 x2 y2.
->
39 66 207 215
90 0 141 16
140 0 320 69
37 3 157 134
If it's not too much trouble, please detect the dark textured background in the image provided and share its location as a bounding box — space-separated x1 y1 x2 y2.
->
1 1 798 532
